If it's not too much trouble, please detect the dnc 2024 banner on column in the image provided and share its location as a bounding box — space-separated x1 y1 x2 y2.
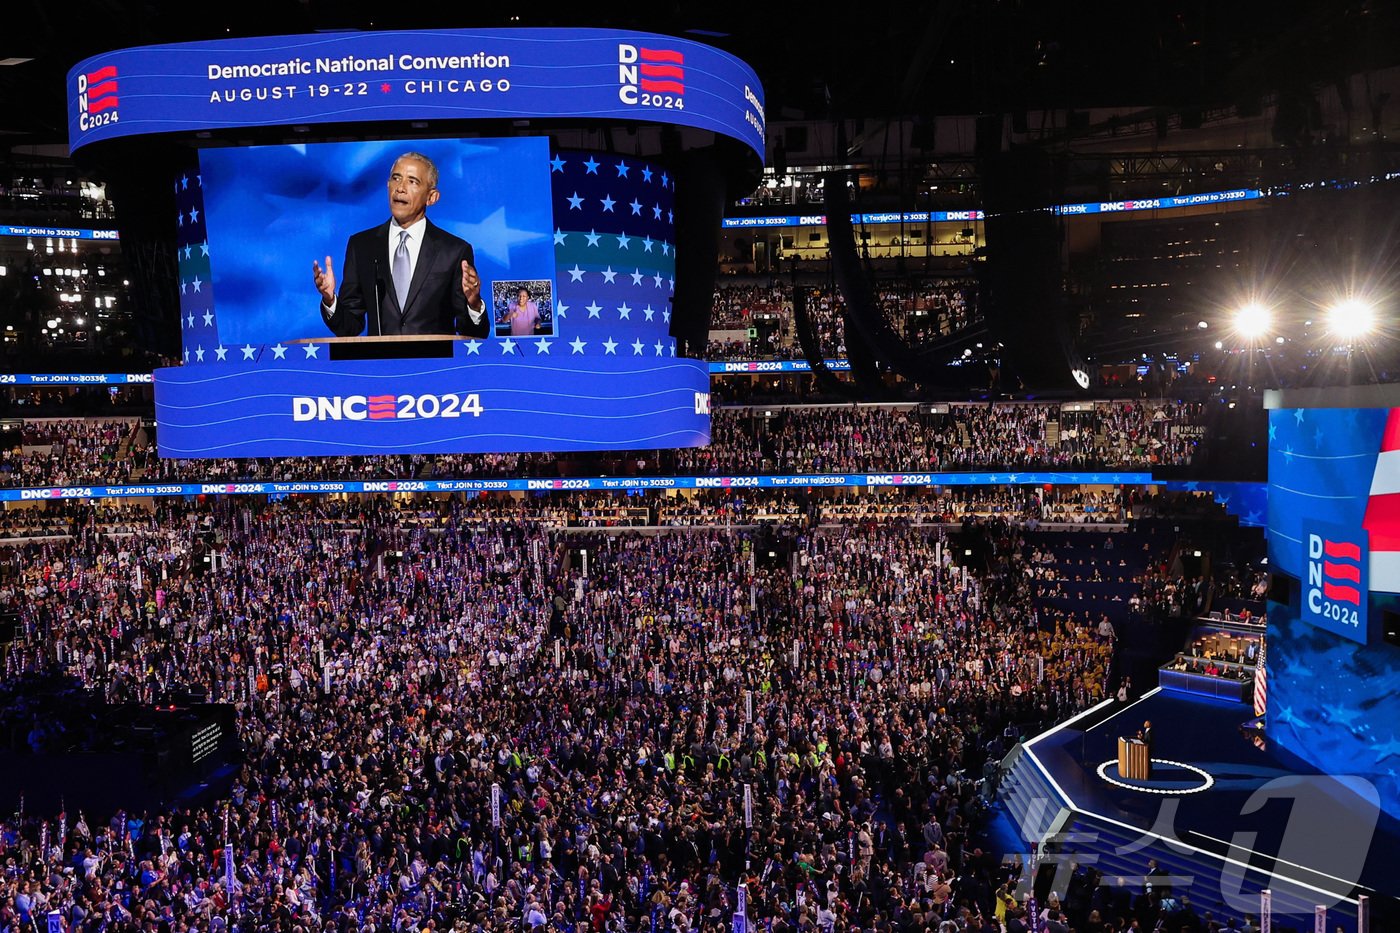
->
66 27 765 159
1265 404 1400 819
157 137 709 457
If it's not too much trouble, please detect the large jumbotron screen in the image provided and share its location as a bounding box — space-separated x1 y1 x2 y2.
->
68 26 768 459
156 137 708 458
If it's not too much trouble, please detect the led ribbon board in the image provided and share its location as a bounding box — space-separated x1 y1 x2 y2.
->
67 28 765 160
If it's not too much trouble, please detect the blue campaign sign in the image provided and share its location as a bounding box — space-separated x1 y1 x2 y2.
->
154 355 712 457
67 28 765 159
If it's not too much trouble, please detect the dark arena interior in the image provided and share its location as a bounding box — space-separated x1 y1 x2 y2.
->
2 2 1400 931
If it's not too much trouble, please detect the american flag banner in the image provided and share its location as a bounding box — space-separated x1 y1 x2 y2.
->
174 161 215 362
1253 638 1268 718
548 150 677 358
1363 408 1400 593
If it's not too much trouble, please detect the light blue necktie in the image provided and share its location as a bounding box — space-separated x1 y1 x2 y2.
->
392 229 411 310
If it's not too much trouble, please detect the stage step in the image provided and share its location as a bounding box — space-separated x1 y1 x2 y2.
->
996 743 1071 849
1038 811 1358 931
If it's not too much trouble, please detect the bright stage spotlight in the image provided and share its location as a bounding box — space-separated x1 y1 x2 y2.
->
1232 303 1273 338
1325 298 1377 340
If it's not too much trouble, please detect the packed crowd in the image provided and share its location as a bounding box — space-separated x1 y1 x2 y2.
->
0 420 137 489
673 404 1204 478
0 403 1210 491
707 279 980 361
0 494 1129 932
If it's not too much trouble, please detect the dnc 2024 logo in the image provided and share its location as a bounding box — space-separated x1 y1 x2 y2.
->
1305 523 1368 642
617 44 685 109
77 65 120 132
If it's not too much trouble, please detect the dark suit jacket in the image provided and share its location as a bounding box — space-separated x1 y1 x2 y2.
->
321 219 490 338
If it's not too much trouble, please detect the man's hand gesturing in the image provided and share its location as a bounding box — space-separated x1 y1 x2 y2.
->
313 256 337 304
462 260 482 309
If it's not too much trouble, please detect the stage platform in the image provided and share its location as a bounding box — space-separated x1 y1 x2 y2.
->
999 687 1398 931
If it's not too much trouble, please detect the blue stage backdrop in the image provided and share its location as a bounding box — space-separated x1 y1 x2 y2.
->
198 138 555 346
1266 403 1400 819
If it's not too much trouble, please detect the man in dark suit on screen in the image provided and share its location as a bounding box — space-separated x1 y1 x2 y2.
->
312 152 490 338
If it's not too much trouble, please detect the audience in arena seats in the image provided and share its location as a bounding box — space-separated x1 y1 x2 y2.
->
0 403 1207 490
0 494 1141 932
707 278 980 361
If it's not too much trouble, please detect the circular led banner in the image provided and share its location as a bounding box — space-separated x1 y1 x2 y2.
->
67 28 765 160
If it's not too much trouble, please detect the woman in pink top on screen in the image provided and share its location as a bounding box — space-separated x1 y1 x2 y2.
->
503 286 541 336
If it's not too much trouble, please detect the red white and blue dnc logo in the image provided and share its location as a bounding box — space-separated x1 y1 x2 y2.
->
1304 523 1368 643
76 64 120 132
617 44 685 107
